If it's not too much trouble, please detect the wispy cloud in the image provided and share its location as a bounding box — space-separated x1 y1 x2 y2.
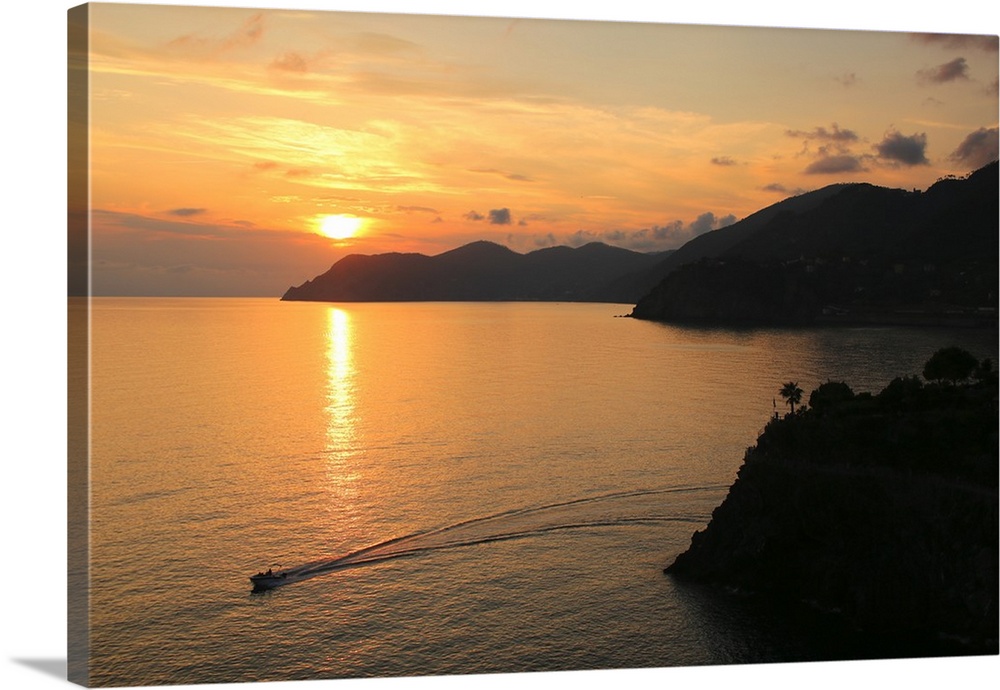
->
269 52 308 73
396 205 440 214
786 123 859 142
760 182 808 195
469 168 534 182
911 33 999 53
168 12 266 55
166 207 207 217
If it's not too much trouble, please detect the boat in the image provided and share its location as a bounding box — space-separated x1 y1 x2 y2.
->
250 567 288 591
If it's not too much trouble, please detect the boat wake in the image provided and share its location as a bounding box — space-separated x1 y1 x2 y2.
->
253 484 725 591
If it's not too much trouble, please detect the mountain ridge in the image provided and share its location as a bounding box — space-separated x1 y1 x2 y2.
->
281 161 998 320
281 241 664 303
631 161 998 325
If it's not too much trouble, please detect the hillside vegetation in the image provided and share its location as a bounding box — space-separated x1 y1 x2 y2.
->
666 349 999 656
632 162 998 325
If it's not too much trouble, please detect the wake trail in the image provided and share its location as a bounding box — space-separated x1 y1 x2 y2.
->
269 485 726 588
285 516 699 583
416 484 723 539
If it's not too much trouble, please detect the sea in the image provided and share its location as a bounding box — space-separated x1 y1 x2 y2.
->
79 298 998 687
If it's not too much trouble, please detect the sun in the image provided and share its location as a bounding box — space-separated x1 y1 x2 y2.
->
317 214 364 240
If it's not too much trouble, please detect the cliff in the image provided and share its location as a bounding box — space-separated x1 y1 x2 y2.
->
666 358 998 655
632 161 999 325
282 241 663 303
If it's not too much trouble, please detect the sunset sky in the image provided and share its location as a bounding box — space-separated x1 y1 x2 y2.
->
78 1 999 296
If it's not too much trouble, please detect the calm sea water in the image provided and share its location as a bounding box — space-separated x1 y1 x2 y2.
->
86 298 998 686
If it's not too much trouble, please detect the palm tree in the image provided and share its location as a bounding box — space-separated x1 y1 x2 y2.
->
779 381 803 415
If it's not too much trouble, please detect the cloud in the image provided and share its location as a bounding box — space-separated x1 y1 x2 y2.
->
488 208 512 225
469 168 533 182
464 210 485 221
396 205 440 214
762 183 809 195
835 72 859 88
803 155 867 174
169 12 266 54
949 127 999 169
556 212 737 252
789 125 863 173
710 156 738 166
98 209 234 237
911 34 999 53
874 130 929 166
786 123 859 142
270 52 308 73
689 211 734 235
353 32 423 57
917 57 970 84
228 13 265 49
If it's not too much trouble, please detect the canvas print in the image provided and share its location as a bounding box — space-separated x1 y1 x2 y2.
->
68 2 998 687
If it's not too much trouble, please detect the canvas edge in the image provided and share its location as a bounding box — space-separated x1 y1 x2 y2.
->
68 3 91 687
56 3 1000 689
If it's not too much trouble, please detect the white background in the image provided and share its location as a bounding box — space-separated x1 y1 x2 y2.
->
3 1 998 689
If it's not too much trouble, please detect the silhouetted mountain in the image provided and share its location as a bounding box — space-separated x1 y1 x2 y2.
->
629 183 853 294
632 162 998 325
282 241 662 303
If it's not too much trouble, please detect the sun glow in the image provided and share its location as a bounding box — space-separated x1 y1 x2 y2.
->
318 214 364 240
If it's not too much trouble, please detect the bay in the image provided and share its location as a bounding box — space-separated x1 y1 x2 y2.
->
86 298 998 686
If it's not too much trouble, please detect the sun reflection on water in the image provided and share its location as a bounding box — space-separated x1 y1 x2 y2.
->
325 307 360 497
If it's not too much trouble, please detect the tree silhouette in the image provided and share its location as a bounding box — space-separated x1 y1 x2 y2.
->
808 380 854 414
779 381 804 415
923 347 978 384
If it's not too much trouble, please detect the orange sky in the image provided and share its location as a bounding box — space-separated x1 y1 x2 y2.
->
78 1 999 296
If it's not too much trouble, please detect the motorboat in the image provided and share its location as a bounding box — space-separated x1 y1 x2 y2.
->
250 567 288 591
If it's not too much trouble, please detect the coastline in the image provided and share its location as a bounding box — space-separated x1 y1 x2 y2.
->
664 361 999 657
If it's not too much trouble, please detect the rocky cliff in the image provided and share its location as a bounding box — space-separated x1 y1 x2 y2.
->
666 360 999 655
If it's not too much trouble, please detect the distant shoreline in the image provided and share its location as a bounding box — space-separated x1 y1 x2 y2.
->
629 308 998 330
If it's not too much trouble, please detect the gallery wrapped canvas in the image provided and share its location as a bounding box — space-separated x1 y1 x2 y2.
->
64 1 997 688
